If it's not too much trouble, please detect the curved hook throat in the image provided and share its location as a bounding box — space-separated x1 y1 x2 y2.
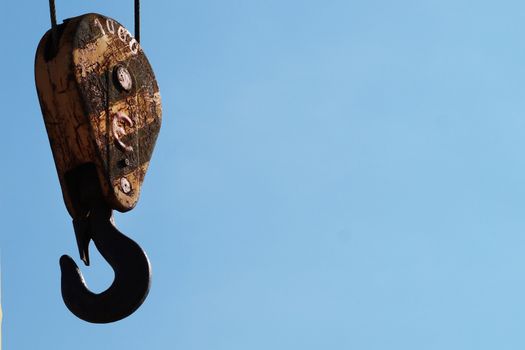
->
60 206 151 324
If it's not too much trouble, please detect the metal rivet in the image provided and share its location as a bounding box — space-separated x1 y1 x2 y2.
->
120 177 132 194
114 65 132 91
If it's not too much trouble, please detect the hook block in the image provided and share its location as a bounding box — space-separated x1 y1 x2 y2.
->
35 13 162 219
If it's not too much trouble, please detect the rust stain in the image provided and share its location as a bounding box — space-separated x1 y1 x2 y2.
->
35 13 162 217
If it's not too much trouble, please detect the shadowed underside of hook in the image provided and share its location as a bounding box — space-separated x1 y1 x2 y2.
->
59 204 151 324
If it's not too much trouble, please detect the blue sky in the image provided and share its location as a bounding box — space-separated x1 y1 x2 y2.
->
3 0 525 349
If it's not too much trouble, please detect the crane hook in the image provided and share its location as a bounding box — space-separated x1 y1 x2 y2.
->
35 12 162 322
59 200 151 324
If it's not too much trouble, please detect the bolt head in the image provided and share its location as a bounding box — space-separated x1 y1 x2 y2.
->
120 177 132 194
114 65 133 91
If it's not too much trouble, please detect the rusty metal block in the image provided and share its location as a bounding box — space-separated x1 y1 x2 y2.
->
35 13 162 218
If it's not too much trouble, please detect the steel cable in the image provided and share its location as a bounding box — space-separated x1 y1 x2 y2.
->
48 0 141 43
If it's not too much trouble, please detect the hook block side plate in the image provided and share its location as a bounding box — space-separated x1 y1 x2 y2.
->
35 13 162 218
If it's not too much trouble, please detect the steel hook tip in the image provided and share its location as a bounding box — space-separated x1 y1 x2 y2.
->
59 209 151 324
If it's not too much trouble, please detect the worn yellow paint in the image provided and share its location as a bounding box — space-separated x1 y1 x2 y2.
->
35 13 161 216
35 17 93 218
73 31 137 78
89 91 161 135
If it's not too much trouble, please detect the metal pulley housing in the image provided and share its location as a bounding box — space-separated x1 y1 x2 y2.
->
34 11 161 323
35 13 162 219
